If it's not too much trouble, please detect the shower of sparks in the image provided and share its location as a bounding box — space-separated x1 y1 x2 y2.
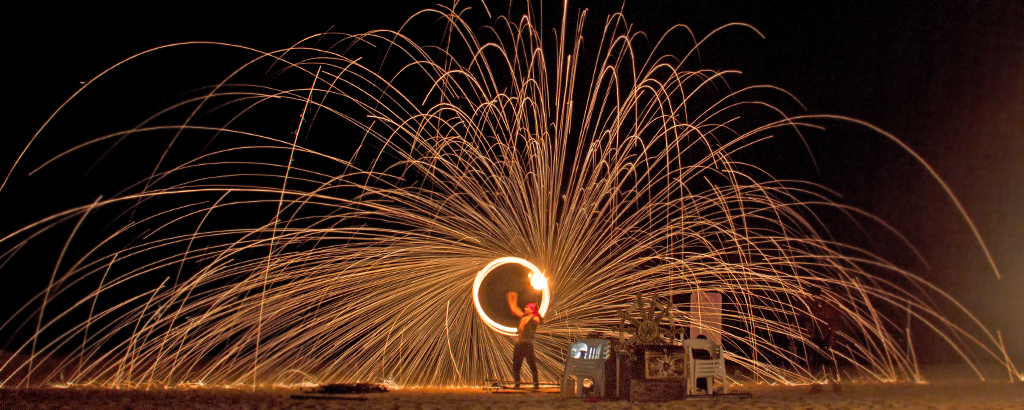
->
0 3 1018 388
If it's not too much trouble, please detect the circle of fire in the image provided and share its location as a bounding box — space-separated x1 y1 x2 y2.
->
472 257 550 336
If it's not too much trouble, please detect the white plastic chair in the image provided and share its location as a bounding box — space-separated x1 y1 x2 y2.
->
683 338 727 395
561 338 611 397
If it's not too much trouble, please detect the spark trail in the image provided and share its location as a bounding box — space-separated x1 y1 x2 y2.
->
1 3 1017 388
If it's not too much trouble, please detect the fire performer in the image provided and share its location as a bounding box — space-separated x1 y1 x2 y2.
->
507 291 542 389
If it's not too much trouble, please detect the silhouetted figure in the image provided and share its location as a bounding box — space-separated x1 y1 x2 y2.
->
508 292 542 388
801 288 840 379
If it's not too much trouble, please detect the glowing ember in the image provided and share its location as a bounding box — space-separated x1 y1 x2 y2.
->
529 272 548 291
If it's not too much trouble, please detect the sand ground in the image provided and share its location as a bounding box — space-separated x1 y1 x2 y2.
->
2 381 1022 410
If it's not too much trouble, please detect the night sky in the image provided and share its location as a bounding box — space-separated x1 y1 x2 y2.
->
4 1 1022 365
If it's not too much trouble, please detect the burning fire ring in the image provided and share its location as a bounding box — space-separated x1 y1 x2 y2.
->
472 257 550 336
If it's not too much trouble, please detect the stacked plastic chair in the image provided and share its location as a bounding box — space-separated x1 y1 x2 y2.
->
683 338 728 395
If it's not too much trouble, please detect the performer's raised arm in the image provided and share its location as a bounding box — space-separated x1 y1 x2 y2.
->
507 292 524 318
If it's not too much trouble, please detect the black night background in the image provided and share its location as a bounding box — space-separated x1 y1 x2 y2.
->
3 0 1022 377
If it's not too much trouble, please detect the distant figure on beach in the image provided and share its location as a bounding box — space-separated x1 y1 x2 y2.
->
800 287 840 378
507 291 542 388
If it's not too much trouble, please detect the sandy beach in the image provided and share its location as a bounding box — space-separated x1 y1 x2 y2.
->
3 380 1021 410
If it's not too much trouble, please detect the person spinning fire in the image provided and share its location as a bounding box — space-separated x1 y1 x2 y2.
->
507 292 542 389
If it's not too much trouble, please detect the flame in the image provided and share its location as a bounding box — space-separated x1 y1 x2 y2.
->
529 271 548 290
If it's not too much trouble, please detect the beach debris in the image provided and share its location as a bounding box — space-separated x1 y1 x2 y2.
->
291 383 387 400
310 383 388 394
290 394 369 401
